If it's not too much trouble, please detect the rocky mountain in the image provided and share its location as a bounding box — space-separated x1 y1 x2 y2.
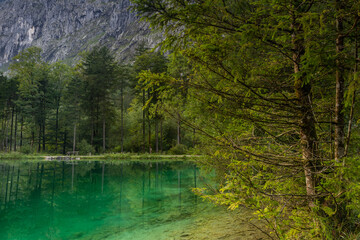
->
0 0 159 70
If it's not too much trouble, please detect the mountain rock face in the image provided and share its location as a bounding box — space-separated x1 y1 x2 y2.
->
0 0 158 69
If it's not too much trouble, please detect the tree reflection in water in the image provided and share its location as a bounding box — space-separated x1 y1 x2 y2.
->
0 160 214 240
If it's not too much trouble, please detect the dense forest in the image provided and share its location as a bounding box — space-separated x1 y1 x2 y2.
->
0 45 194 155
1 0 360 239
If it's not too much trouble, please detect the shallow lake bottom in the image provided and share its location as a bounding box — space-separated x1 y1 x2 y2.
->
0 160 268 240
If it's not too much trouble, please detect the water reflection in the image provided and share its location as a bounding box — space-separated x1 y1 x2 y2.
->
0 160 213 240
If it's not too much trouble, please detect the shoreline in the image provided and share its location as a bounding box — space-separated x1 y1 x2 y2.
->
0 153 203 161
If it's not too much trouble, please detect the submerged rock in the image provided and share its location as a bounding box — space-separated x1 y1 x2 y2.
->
180 233 190 237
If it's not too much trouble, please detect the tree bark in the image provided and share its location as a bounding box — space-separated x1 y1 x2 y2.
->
1 115 5 151
42 118 45 151
148 111 151 154
63 128 67 155
38 124 41 152
31 130 34 149
73 123 77 152
9 106 14 152
148 90 152 153
177 114 181 145
14 109 17 152
4 117 8 152
334 0 345 162
345 93 355 157
155 114 159 153
345 27 358 157
55 99 59 152
292 13 319 207
142 89 146 153
20 116 23 149
120 80 124 153
90 119 94 146
160 120 163 152
103 118 106 152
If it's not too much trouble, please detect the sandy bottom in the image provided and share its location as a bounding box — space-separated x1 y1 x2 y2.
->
166 207 270 240
76 206 271 240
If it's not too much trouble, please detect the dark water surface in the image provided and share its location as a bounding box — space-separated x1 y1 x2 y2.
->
0 160 217 240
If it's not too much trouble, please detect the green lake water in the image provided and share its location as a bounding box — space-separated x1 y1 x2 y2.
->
0 160 219 240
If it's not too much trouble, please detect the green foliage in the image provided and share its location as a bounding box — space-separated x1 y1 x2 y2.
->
131 0 360 238
79 46 117 151
8 46 52 152
1 44 193 158
19 145 36 155
0 151 40 159
168 144 188 155
77 139 95 155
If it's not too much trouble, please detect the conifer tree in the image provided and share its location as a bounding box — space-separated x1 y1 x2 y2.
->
132 0 360 237
80 46 116 152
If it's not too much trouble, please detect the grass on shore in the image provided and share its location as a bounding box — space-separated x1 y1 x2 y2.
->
0 152 201 161
0 152 46 160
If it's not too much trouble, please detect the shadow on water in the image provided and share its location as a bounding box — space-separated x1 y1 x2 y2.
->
0 160 218 240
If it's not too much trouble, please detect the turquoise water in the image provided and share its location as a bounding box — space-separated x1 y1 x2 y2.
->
0 160 217 240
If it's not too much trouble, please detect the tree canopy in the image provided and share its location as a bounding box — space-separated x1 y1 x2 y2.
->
131 0 360 239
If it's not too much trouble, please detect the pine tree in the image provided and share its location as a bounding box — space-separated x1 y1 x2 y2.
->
80 46 117 152
131 0 360 237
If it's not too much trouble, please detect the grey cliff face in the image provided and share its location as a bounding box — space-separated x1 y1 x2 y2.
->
0 0 158 68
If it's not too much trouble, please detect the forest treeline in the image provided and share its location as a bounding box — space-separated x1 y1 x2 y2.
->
0 45 193 155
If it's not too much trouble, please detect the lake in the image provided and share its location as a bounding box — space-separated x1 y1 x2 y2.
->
0 160 267 240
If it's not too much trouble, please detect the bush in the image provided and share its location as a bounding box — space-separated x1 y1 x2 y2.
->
78 140 95 155
168 144 188 155
19 145 35 154
113 145 124 153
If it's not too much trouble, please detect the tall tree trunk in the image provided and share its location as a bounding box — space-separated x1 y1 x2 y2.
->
14 109 17 152
63 128 67 155
90 119 94 146
142 89 146 153
334 0 345 162
177 114 181 145
160 120 163 153
96 103 100 152
120 80 124 153
148 90 151 153
148 114 151 153
345 94 355 157
4 117 8 152
102 118 106 152
9 106 14 152
292 13 318 207
38 124 41 152
42 118 45 151
55 100 59 152
345 27 358 157
31 130 35 150
73 123 77 152
155 114 159 153
20 116 23 149
1 115 5 151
